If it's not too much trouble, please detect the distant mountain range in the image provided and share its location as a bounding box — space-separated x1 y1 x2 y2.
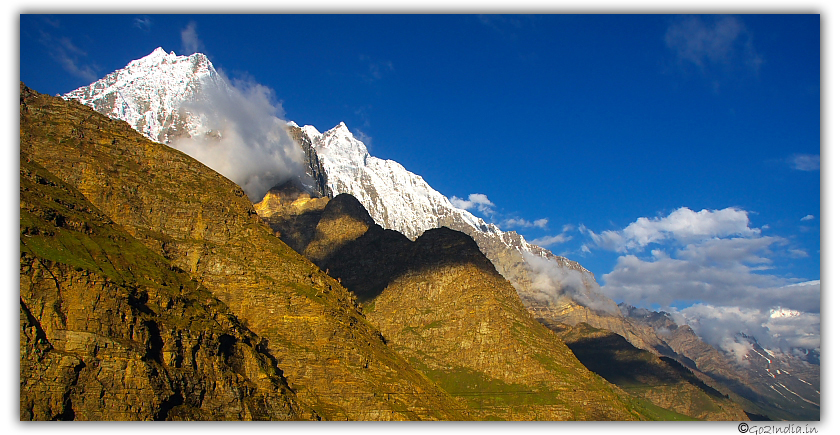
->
54 48 819 421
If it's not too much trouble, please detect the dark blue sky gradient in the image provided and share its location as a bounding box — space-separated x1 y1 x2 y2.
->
19 13 821 289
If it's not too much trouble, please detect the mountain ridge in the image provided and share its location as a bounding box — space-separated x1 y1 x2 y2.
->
59 48 818 420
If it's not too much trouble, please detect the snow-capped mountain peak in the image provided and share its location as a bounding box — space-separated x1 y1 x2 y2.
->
64 48 223 145
770 308 802 319
317 123 370 167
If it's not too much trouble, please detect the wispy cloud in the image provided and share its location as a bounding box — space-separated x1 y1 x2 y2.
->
450 193 496 216
523 252 620 316
528 222 578 248
790 154 820 171
180 21 204 55
800 214 815 221
665 15 763 74
530 233 573 247
133 16 152 31
504 217 549 229
353 129 373 147
37 30 98 82
359 55 394 82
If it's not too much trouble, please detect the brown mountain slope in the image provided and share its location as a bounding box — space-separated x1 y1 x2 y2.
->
20 158 305 421
20 83 464 420
259 189 666 420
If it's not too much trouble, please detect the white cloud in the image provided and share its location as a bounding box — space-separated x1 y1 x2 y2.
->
180 21 204 55
528 221 578 247
602 246 818 314
800 214 815 221
592 205 819 361
790 154 820 171
587 207 759 253
504 217 549 229
133 16 152 31
676 302 820 361
171 73 306 202
523 252 620 316
450 193 496 215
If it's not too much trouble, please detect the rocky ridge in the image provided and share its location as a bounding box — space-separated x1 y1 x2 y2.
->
21 83 465 420
62 48 650 354
620 304 820 421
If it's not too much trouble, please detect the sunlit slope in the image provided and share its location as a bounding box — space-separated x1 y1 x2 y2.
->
20 157 306 420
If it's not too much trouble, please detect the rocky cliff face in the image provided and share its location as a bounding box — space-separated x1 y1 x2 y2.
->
363 227 641 421
287 124 331 198
20 156 305 421
20 83 464 421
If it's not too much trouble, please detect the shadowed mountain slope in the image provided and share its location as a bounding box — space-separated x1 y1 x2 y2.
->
20 83 464 421
553 323 748 421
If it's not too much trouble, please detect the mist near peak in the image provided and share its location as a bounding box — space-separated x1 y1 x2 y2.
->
171 73 307 202
523 252 621 316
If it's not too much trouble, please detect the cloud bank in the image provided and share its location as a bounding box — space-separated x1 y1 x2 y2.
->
585 207 759 253
673 302 820 363
587 206 818 360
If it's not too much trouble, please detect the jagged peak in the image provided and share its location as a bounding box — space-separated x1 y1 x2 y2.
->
324 121 354 139
133 47 175 65
317 122 370 162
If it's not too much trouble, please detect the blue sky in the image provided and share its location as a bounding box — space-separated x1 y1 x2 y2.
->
18 13 823 353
